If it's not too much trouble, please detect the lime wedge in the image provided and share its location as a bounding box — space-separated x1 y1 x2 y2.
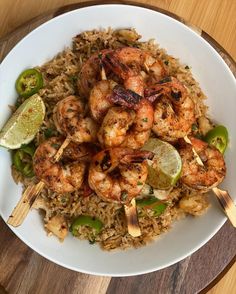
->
142 138 182 189
0 94 45 149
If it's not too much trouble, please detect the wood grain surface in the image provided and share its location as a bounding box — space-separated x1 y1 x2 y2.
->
0 1 235 294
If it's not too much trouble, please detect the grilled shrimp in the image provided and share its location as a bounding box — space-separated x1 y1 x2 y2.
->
178 136 226 191
145 77 196 141
33 137 89 193
53 95 98 143
88 148 153 203
97 86 154 149
102 47 166 96
97 106 135 147
89 80 117 122
78 49 112 97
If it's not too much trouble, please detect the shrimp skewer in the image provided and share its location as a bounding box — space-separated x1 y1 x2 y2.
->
180 136 236 227
98 85 154 149
88 148 153 203
102 47 166 96
179 136 226 191
7 137 72 226
53 94 98 164
145 77 196 141
89 80 117 122
78 49 112 97
33 137 89 194
53 95 98 144
88 148 153 236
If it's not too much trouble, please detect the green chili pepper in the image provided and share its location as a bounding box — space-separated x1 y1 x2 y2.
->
15 68 43 98
136 196 167 217
70 215 103 236
12 143 36 177
20 143 36 156
204 125 228 154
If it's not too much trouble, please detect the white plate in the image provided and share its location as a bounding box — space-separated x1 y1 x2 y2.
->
0 4 235 276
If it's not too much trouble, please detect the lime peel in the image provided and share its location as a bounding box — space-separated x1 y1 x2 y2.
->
0 94 45 149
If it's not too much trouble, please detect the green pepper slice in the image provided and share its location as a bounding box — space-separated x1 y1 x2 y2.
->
15 68 43 98
71 215 103 236
136 196 167 216
204 125 228 154
12 143 36 177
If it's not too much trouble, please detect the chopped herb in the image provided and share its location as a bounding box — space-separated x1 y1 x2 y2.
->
69 75 78 83
159 77 172 84
51 143 60 149
195 133 203 140
191 123 198 131
121 191 128 201
61 197 67 203
164 60 169 65
44 128 54 138
142 118 148 122
67 108 74 112
137 181 143 186
185 65 190 69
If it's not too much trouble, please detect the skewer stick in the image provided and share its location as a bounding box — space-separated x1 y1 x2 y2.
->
7 182 45 226
101 66 107 81
212 187 236 227
99 55 107 81
124 198 141 237
53 136 71 162
100 63 142 237
7 137 70 227
184 136 236 227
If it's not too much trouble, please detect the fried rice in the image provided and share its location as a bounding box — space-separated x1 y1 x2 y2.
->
12 28 211 250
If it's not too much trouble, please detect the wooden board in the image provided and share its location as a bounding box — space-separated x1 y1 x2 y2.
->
0 2 235 294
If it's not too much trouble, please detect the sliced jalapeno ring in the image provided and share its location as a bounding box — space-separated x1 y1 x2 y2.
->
70 215 103 236
15 68 43 98
136 196 159 207
12 143 35 178
22 162 34 177
13 150 24 171
20 143 36 157
204 125 228 154
136 196 167 216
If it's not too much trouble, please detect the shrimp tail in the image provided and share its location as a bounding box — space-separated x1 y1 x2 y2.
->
144 87 164 103
102 52 131 79
145 76 184 103
121 150 154 164
109 85 142 109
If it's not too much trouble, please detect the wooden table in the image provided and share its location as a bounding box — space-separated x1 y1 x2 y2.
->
0 1 236 293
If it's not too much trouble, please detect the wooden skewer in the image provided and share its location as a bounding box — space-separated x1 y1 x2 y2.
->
99 66 141 236
7 182 45 226
101 66 107 81
212 187 236 227
124 198 141 237
184 136 236 227
53 136 71 162
7 137 70 227
102 67 142 236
